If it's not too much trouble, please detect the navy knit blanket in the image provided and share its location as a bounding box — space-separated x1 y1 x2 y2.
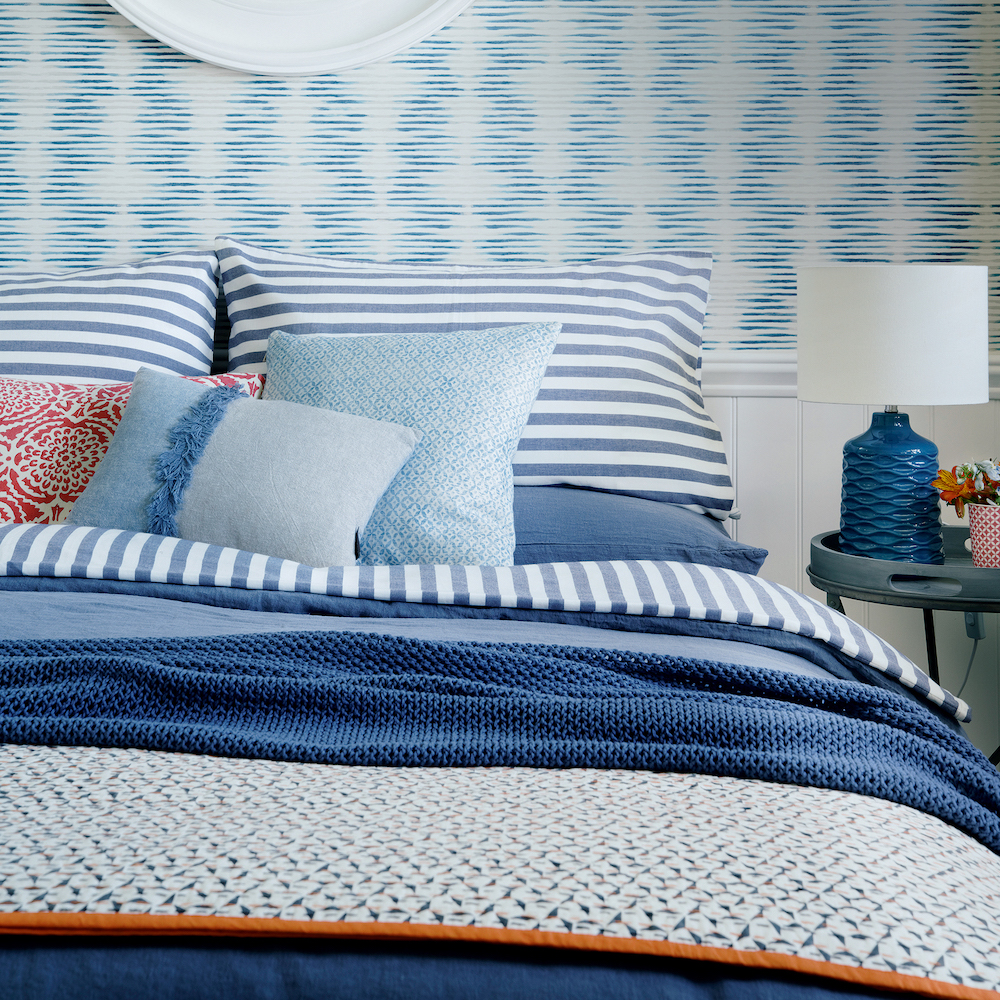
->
2 630 998 853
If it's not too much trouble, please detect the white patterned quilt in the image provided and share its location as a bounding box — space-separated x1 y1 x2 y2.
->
2 744 998 999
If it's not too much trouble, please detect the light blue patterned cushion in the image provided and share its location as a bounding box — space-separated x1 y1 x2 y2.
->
218 237 734 519
263 323 561 566
0 251 219 382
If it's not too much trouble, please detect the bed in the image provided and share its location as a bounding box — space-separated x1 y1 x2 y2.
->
1 241 998 1000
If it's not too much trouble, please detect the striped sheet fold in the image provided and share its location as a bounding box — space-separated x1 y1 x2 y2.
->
0 522 964 723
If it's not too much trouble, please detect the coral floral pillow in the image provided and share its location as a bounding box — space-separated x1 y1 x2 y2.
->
1 373 264 524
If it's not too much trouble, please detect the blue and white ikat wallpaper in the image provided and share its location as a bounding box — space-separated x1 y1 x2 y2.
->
1 0 997 350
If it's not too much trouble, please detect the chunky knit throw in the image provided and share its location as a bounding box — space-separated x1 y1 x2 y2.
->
2 630 998 852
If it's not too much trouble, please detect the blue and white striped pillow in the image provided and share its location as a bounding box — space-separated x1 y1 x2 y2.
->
0 251 219 384
217 238 734 518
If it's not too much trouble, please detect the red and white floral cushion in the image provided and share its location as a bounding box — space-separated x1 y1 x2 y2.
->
1 373 264 524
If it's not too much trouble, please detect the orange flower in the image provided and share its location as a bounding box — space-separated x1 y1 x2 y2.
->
935 460 1000 518
933 467 974 518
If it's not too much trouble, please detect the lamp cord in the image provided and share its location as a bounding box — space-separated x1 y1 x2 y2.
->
956 638 979 699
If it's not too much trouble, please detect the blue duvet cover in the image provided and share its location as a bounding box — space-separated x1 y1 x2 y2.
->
2 542 999 1000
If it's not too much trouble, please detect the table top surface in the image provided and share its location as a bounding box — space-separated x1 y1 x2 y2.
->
807 527 1000 612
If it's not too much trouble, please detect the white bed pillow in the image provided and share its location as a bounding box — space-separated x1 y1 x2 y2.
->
217 237 735 519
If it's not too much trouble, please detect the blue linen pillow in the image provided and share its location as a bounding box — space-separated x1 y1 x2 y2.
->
0 251 219 383
216 237 735 519
68 368 420 567
262 323 561 566
512 487 768 574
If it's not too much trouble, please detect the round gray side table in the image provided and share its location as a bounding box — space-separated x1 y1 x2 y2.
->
807 526 1000 764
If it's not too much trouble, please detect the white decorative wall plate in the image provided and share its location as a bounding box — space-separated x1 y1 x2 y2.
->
108 0 475 76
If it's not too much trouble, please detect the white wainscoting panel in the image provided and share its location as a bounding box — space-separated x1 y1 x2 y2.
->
732 397 801 590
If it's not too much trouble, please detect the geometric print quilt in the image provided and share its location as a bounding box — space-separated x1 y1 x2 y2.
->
2 744 998 999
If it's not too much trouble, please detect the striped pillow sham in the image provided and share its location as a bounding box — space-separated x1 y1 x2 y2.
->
0 251 220 384
216 237 734 518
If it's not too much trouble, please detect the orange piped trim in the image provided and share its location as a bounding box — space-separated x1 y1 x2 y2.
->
0 912 995 1000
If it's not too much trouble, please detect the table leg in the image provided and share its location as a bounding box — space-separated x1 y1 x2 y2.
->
922 608 939 686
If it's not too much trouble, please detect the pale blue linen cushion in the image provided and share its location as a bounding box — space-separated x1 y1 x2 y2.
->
164 395 420 567
68 368 421 567
262 323 561 566
67 368 213 532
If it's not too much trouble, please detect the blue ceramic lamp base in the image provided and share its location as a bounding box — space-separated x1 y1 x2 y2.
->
840 410 944 565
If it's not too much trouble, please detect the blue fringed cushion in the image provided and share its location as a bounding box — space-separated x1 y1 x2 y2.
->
0 251 219 383
263 324 560 567
217 237 735 519
69 368 420 567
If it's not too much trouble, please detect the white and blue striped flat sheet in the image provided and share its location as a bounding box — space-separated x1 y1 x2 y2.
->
0 522 967 723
